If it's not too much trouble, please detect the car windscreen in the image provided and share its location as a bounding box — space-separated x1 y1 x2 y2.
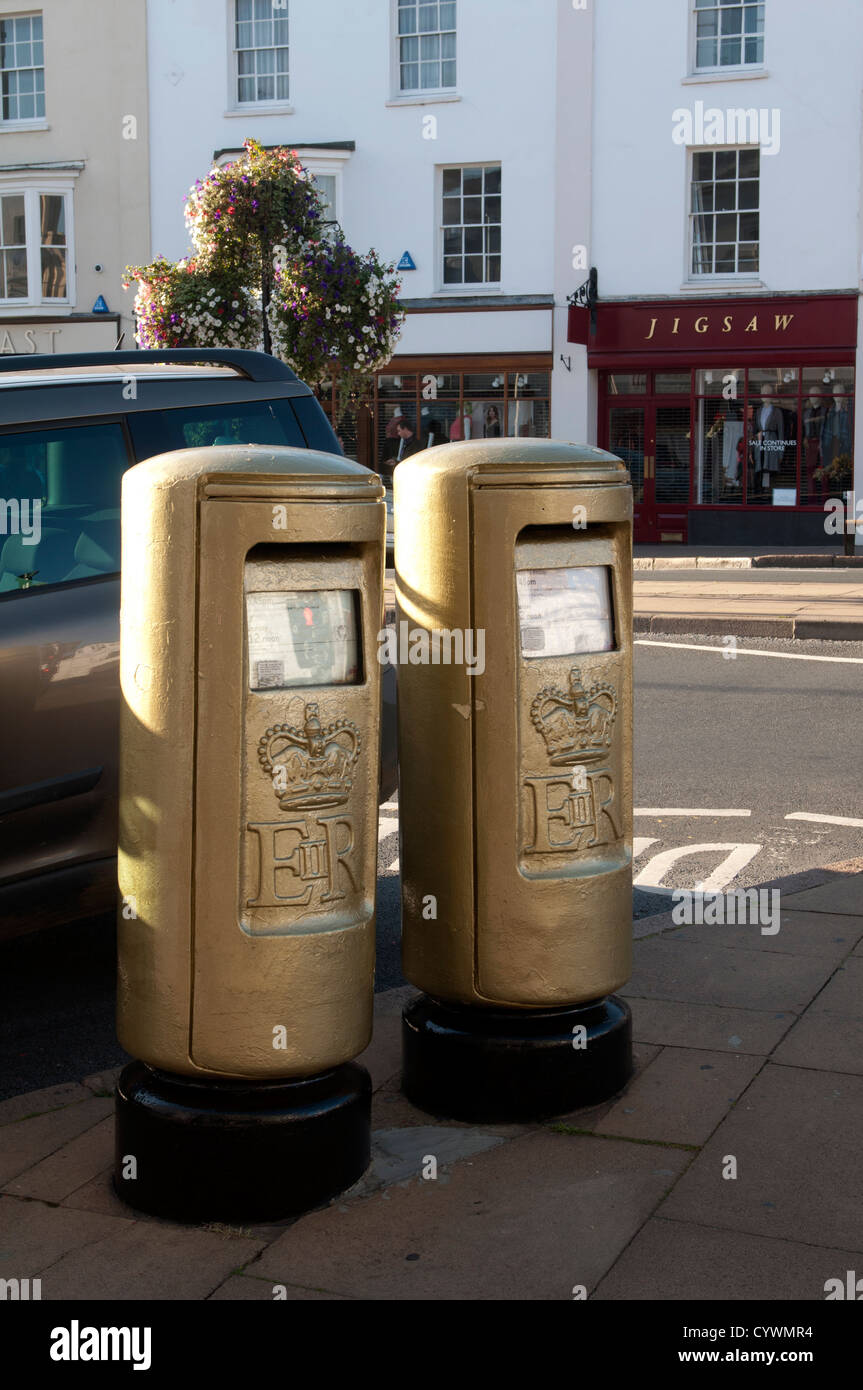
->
127 396 339 460
0 422 129 591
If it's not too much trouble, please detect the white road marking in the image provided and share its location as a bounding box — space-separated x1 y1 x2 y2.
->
386 856 400 873
378 817 399 839
634 842 762 892
785 811 863 828
633 837 660 858
635 807 751 817
380 802 399 813
636 639 863 665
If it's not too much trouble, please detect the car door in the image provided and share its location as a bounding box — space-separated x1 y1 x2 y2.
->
0 419 131 933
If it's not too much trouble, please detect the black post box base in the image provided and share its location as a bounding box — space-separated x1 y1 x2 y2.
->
114 1059 371 1223
402 994 632 1122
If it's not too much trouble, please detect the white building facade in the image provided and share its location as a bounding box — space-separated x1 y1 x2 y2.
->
566 0 863 546
0 0 150 355
146 0 585 467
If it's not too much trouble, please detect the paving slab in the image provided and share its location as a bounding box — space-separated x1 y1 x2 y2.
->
355 1013 402 1092
0 1097 113 1187
595 1046 763 1146
209 1274 352 1300
0 1082 92 1127
781 875 863 917
252 1131 691 1300
668 910 861 959
38 1220 268 1301
540 1041 662 1131
772 958 863 1075
659 1064 863 1252
593 1216 861 1301
81 1067 124 1096
630 997 795 1055
59 1163 175 1224
349 1125 507 1197
622 936 837 1012
5 1116 114 1203
0 1196 132 1278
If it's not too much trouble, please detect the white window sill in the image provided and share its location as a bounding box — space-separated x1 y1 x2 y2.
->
0 120 50 132
433 286 503 296
223 104 294 118
386 92 461 107
0 303 73 312
680 278 764 291
682 69 769 85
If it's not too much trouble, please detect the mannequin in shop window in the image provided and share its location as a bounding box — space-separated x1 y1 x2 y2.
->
753 383 784 492
802 393 827 499
820 384 853 487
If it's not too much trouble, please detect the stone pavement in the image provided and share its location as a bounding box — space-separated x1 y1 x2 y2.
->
383 556 863 639
632 574 863 640
1 864 861 1301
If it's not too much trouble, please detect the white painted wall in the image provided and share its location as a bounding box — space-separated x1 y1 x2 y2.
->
0 0 150 347
592 0 863 298
146 0 559 356
551 0 593 443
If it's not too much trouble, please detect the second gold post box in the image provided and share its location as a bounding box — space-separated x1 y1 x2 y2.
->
114 445 385 1221
395 438 633 1120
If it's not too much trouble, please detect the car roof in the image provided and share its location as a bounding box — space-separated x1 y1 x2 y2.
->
0 349 313 427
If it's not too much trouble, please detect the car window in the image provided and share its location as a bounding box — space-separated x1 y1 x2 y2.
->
127 398 312 460
0 423 129 593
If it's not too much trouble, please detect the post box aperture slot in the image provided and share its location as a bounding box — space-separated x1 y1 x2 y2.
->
246 588 362 690
516 566 614 659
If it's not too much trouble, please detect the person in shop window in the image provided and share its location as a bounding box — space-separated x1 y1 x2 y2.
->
394 417 425 464
484 404 502 438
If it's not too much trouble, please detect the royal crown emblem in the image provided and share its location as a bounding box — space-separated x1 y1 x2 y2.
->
258 703 361 810
530 667 617 766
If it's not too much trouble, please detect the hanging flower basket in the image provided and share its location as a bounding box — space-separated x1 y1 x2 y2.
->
268 233 404 406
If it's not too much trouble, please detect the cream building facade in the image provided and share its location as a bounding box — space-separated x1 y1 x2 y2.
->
0 0 150 355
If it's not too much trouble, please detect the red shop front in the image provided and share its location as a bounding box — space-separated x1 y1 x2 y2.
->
569 293 858 544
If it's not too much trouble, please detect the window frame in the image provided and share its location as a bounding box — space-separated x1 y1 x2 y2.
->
391 0 458 100
436 162 502 293
685 145 760 284
689 0 766 78
0 10 46 128
0 175 76 309
227 0 292 115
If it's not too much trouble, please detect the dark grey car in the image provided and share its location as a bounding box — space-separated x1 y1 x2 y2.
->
0 349 397 941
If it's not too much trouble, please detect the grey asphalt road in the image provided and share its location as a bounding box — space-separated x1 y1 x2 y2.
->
1 632 860 1100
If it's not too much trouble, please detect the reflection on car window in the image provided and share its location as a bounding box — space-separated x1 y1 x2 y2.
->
0 423 129 593
128 399 307 459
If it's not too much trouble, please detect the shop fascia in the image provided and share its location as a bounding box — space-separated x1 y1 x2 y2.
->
643 309 797 342
0 324 64 354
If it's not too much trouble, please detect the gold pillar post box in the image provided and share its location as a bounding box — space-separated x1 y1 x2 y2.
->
114 445 385 1221
395 438 633 1121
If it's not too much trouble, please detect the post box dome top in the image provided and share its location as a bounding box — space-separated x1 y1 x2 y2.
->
394 437 627 486
127 444 380 489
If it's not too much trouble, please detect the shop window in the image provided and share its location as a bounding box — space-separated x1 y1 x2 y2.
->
606 374 648 395
0 13 44 123
694 365 855 509
693 1 764 72
233 0 290 107
655 372 692 394
690 148 759 277
0 184 73 305
397 0 456 93
441 165 501 286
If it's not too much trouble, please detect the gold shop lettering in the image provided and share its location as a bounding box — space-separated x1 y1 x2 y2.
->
643 312 795 341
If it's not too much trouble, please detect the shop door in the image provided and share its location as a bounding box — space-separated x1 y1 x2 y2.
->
605 400 691 542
